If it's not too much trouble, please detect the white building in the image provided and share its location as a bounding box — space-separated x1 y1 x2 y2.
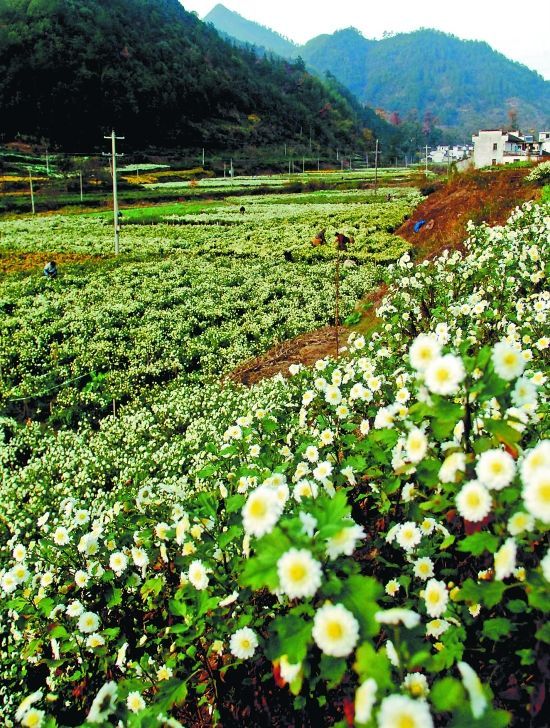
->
539 131 550 154
428 145 472 164
472 130 542 168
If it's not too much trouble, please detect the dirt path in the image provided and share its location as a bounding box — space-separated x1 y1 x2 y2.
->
0 251 106 276
230 167 541 386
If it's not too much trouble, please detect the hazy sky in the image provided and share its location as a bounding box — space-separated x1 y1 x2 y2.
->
181 0 550 79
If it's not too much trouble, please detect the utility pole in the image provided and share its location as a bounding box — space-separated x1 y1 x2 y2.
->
230 158 234 184
425 145 429 177
223 161 226 178
317 157 320 171
79 170 83 203
288 159 291 175
29 170 35 214
284 143 287 156
202 148 205 166
336 147 339 161
103 130 124 255
302 156 305 173
45 149 49 176
374 139 379 197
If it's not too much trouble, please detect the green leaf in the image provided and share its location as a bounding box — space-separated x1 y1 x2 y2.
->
353 642 392 691
218 524 242 549
457 579 506 609
482 617 513 641
535 622 550 644
506 599 527 614
107 587 122 608
319 655 346 688
196 463 218 479
340 575 382 638
431 677 466 712
240 529 291 591
484 419 521 444
168 599 187 618
268 613 312 664
141 577 164 600
457 532 499 556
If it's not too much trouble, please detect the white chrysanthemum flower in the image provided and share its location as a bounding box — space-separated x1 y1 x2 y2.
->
494 538 517 581
378 693 434 728
355 678 377 724
396 522 422 552
313 461 333 481
312 603 359 657
521 440 550 485
242 486 282 538
402 672 430 698
277 549 322 600
20 708 45 728
439 452 466 483
305 445 319 463
522 471 550 523
541 551 550 582
127 691 145 713
156 665 173 681
293 479 318 502
426 619 450 638
457 661 487 719
15 691 43 722
413 557 435 581
326 523 365 559
66 600 84 618
155 522 170 540
406 428 428 463
386 639 400 666
507 511 535 535
374 405 397 430
109 551 128 576
87 682 117 724
74 569 89 588
13 544 26 562
188 560 209 590
77 611 100 634
424 354 465 396
409 333 441 372
230 627 258 659
476 449 515 491
385 579 400 596
319 429 334 445
279 655 301 685
131 547 149 568
86 633 105 650
456 480 492 522
12 563 29 583
375 609 420 629
423 579 448 618
359 419 370 435
512 377 538 407
52 526 70 546
325 385 342 406
492 341 526 381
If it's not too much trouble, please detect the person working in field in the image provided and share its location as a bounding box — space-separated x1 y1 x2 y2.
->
311 228 326 246
334 232 353 251
43 260 58 279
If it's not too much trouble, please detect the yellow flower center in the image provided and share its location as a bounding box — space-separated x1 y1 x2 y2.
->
538 482 550 504
466 491 481 507
288 563 307 582
427 590 441 605
326 620 344 640
249 498 267 518
503 353 518 366
241 639 251 649
490 461 504 474
397 715 416 728
435 367 450 383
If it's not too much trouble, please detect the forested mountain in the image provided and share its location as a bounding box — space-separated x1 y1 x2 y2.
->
206 6 550 137
204 3 298 59
0 0 371 151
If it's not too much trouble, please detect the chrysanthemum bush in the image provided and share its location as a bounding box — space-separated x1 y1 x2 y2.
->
0 200 548 726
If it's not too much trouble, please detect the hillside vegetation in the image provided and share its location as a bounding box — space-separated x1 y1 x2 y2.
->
206 6 550 137
0 0 368 151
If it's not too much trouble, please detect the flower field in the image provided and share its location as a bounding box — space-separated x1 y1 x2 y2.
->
0 188 548 727
0 189 417 424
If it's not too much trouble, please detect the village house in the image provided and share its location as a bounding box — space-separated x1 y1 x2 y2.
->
472 130 543 168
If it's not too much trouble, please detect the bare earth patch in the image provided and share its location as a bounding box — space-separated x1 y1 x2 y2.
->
0 251 106 275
